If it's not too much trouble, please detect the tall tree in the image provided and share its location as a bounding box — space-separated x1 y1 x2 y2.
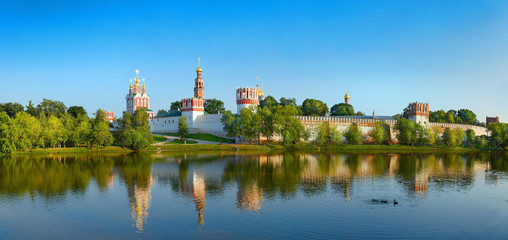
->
258 107 275 143
42 115 64 148
0 113 15 154
0 102 25 118
26 100 41 117
369 122 388 144
395 118 417 145
68 106 87 118
120 109 152 150
279 97 298 107
38 99 67 117
204 99 226 114
170 101 181 110
457 109 478 125
72 114 91 147
466 129 476 144
301 98 328 116
221 111 241 143
330 103 355 116
239 107 261 143
89 109 113 147
344 123 362 144
259 96 278 110
316 122 341 144
13 112 42 150
178 116 189 138
273 105 306 144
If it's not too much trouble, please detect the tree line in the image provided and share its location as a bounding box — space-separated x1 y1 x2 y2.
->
0 99 152 154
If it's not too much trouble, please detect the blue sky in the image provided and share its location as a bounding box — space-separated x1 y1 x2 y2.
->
1 0 507 121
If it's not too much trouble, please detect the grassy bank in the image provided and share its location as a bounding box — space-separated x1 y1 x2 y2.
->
6 143 504 156
11 146 132 155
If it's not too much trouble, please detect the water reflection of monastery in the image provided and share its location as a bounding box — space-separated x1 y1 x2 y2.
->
2 153 503 233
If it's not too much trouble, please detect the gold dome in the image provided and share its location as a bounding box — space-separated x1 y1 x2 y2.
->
196 66 202 73
344 92 350 99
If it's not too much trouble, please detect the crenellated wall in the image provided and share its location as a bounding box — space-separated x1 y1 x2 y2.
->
150 114 489 142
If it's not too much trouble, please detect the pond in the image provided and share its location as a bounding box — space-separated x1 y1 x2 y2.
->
0 151 507 239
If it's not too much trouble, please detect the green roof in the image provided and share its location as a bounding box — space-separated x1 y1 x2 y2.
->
156 109 182 118
138 107 153 112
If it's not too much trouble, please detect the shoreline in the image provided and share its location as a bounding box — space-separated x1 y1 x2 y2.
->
4 144 506 156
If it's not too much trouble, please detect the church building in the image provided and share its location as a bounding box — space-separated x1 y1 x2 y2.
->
126 69 154 119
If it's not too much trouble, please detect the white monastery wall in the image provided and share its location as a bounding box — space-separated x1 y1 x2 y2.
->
150 117 180 133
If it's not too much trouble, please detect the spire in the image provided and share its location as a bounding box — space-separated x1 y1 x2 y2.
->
196 57 202 73
129 79 133 93
344 90 350 104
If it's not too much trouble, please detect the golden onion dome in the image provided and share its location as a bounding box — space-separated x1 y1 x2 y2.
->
196 66 202 73
344 92 350 99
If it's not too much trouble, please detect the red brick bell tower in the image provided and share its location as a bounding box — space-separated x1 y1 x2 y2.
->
194 57 205 99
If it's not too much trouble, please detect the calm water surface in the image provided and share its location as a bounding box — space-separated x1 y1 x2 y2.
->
0 152 507 239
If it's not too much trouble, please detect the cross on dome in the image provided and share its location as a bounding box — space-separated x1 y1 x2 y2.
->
135 69 139 76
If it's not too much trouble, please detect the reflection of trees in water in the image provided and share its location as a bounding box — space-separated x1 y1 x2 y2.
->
224 153 307 200
0 154 117 202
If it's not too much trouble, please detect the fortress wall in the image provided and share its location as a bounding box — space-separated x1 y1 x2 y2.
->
150 114 489 142
428 122 488 136
296 116 398 141
194 114 227 136
149 116 180 133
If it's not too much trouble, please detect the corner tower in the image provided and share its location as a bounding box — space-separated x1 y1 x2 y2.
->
408 102 429 126
194 57 205 99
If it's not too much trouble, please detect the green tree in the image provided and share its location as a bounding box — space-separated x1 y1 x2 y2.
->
221 111 241 143
0 113 15 153
89 109 113 147
204 99 226 114
454 128 465 146
0 102 25 118
466 129 476 144
330 103 355 116
487 123 507 148
68 106 87 118
442 128 464 147
259 96 278 110
239 107 261 143
301 98 328 116
13 112 42 150
273 105 306 144
415 125 432 145
258 107 275 143
26 100 41 117
316 122 341 144
39 99 67 117
445 110 456 123
170 101 182 110
279 97 298 107
42 115 64 148
395 118 417 145
457 109 478 125
344 123 362 144
178 115 189 138
369 122 388 144
72 114 91 147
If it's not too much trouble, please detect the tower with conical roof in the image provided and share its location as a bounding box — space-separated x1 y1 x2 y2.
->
344 91 350 104
194 57 205 99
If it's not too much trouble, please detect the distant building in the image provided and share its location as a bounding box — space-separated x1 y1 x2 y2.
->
126 69 153 119
486 116 500 126
104 110 114 122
